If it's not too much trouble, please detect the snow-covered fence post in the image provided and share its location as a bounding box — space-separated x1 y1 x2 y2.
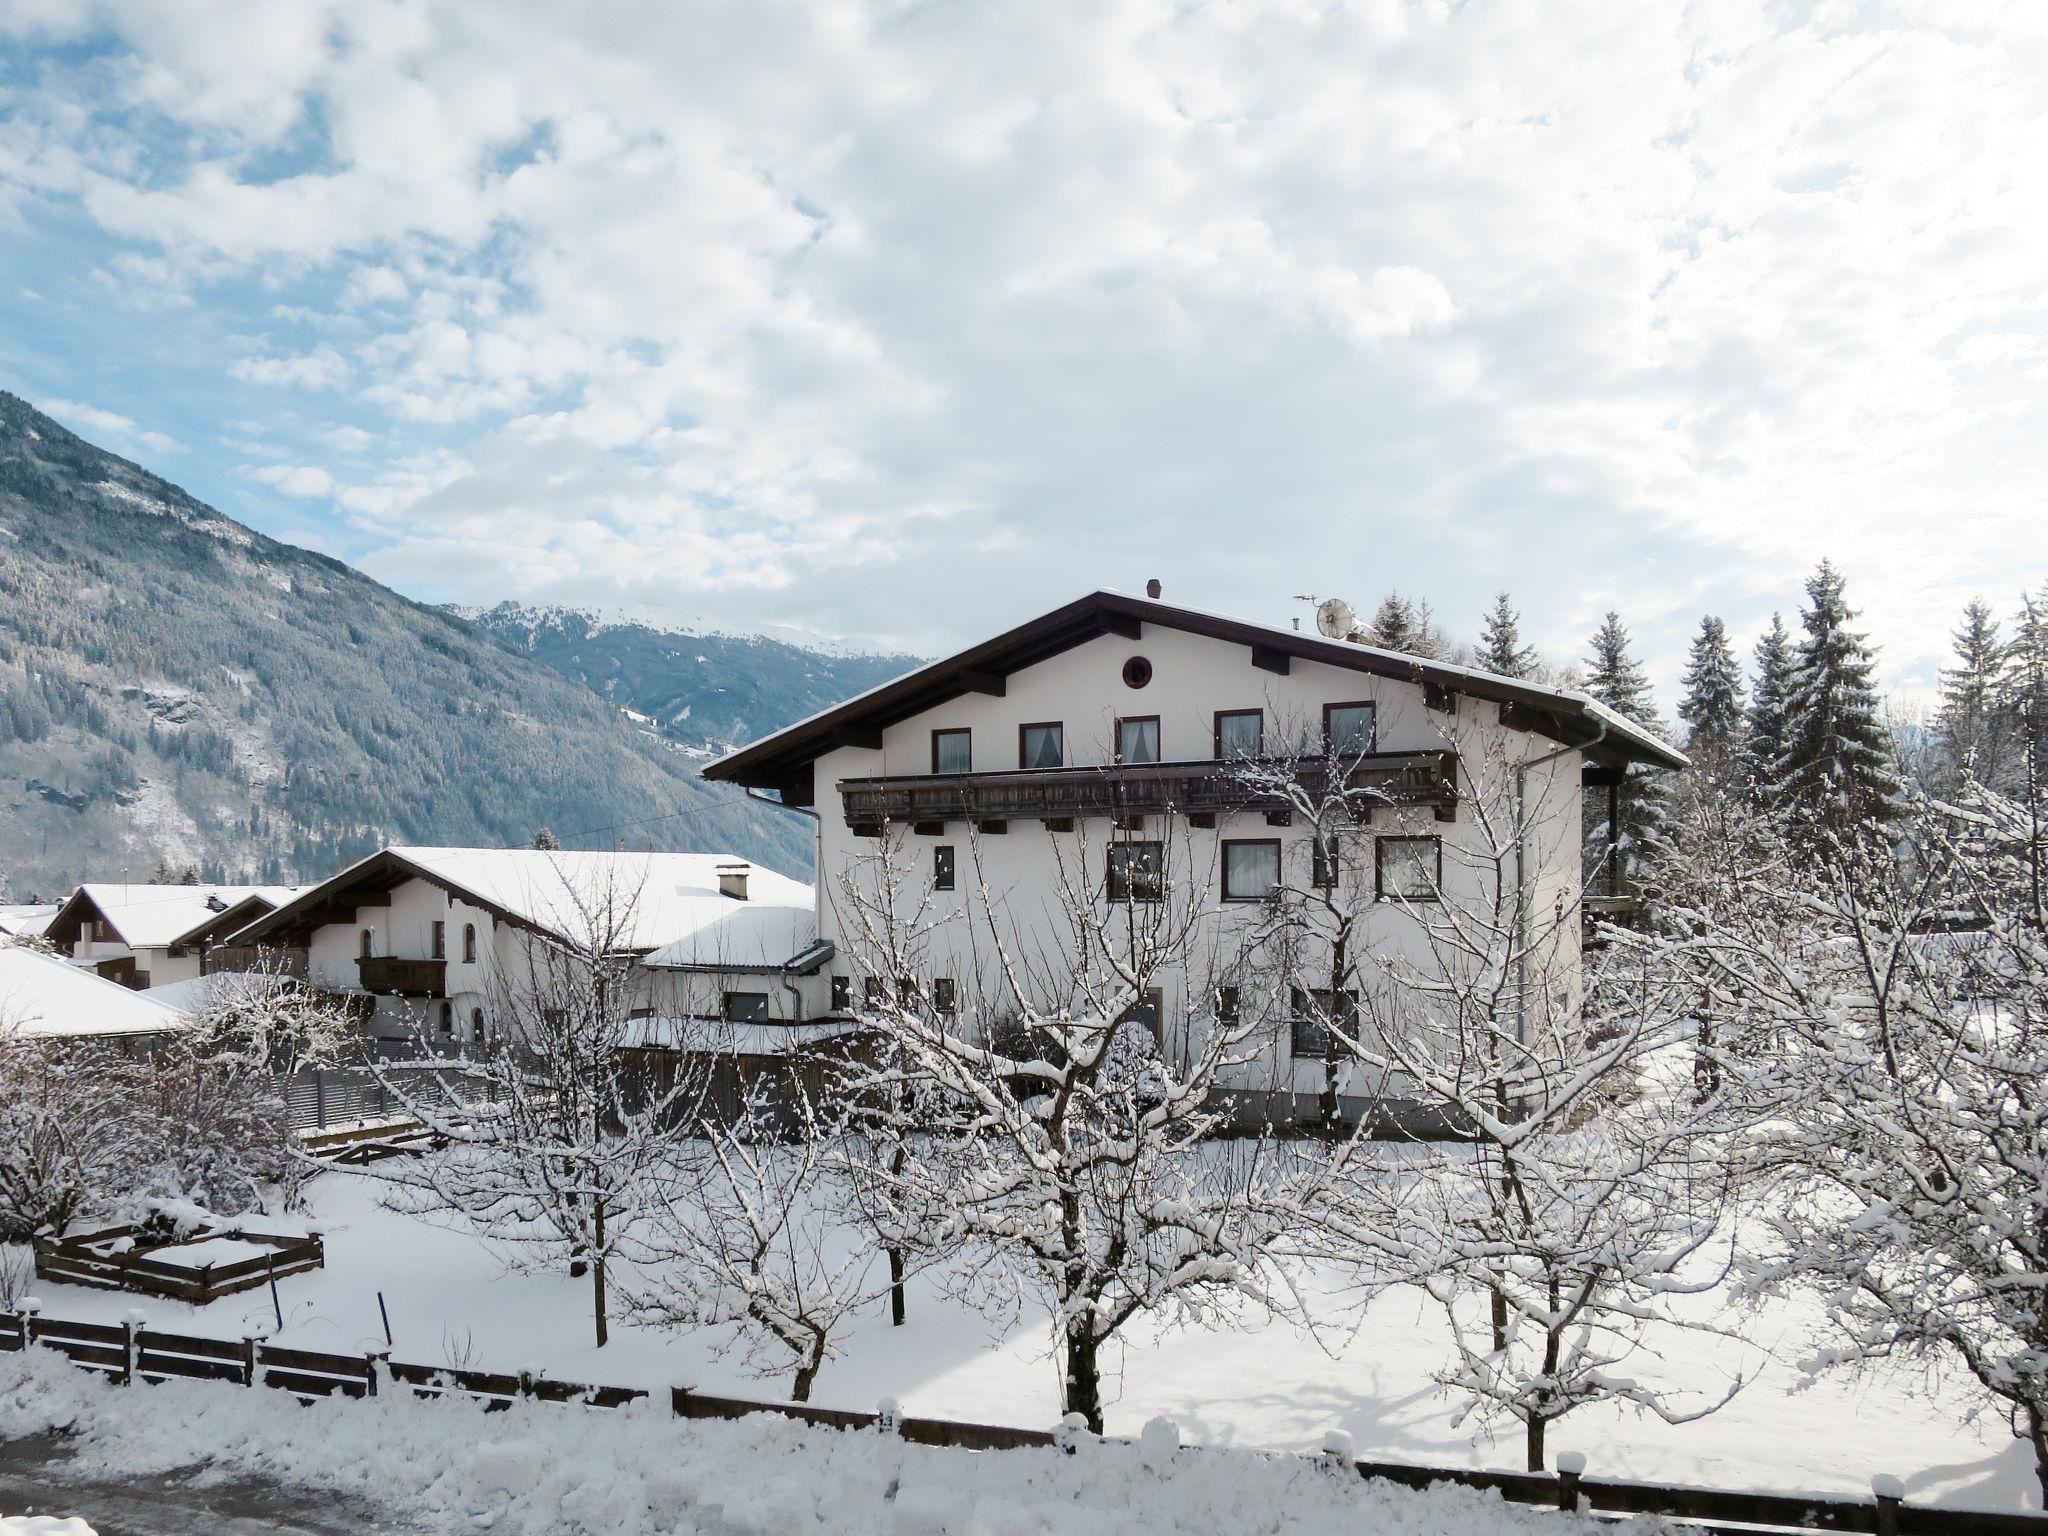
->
121 1309 146 1385
240 1334 261 1387
1319 1429 1354 1479
875 1397 902 1437
1871 1474 1904 1536
13 1298 38 1353
362 1351 386 1398
1055 1412 1093 1456
1139 1417 1180 1474
518 1363 542 1399
1555 1451 1586 1512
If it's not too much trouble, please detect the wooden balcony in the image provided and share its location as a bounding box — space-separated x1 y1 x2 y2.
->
204 945 309 979
355 956 446 998
838 751 1459 831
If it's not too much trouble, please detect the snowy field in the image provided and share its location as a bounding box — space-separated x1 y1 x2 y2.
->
3 1165 2026 1517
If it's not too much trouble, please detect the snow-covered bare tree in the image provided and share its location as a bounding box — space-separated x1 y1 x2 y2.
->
185 959 360 1075
369 862 707 1348
1305 727 1740 1471
829 823 1331 1431
0 1031 143 1238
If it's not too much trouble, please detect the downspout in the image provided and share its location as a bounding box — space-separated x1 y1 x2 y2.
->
1514 718 1607 1047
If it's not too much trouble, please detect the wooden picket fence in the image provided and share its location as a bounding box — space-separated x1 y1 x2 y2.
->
1 1305 2040 1535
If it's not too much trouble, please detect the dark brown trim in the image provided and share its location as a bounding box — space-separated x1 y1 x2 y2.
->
1220 838 1282 902
1113 714 1161 765
959 668 1006 696
1213 707 1264 761
1322 699 1378 755
931 727 972 775
1250 643 1291 675
1017 720 1065 770
1375 835 1443 902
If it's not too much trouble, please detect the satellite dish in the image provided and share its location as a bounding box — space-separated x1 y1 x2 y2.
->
1315 598 1356 641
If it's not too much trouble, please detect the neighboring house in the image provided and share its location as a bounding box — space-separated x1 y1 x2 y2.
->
703 586 1687 1126
225 847 823 1049
0 904 58 939
42 884 303 990
0 940 188 1054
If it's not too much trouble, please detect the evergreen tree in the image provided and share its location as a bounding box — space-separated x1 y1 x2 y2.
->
1775 561 1901 835
1478 591 1537 679
532 827 562 852
1743 613 1795 785
1676 615 1745 762
1935 598 2007 789
1581 610 1672 883
1369 593 1419 654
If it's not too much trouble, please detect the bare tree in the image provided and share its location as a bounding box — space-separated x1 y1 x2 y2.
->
184 958 360 1076
0 1030 143 1239
828 822 1333 1431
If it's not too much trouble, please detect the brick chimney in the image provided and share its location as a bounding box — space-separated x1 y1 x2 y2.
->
717 863 750 901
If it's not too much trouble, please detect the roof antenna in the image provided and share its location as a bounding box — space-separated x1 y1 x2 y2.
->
1145 578 1162 600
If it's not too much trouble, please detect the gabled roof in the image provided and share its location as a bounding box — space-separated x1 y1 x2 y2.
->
233 847 815 967
44 884 301 954
0 905 56 939
0 943 189 1039
169 888 306 952
703 588 1688 795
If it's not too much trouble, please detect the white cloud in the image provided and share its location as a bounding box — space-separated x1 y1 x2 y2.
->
4 0 2047 688
35 396 183 455
248 462 336 497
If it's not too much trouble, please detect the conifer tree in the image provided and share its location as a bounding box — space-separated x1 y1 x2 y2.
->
1478 591 1537 679
1743 614 1795 785
1677 615 1745 761
1582 610 1673 880
1775 561 1900 836
1369 593 1418 653
1935 599 2007 789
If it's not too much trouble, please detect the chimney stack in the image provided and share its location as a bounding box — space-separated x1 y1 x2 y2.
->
717 863 750 901
1145 578 1162 599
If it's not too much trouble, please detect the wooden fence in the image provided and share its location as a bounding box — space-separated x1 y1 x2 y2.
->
1 1305 2039 1535
31 1226 324 1305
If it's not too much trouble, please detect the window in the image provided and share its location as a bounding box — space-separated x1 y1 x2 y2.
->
359 929 373 959
1215 985 1240 1024
932 977 957 1014
864 976 890 1008
1291 987 1357 1058
723 991 773 1023
1116 715 1161 765
932 728 973 774
1215 709 1263 761
831 975 852 1011
1019 721 1064 769
1376 835 1442 901
1324 701 1377 756
471 1008 485 1044
438 1002 453 1035
431 921 445 960
934 845 956 892
1121 655 1153 689
1312 836 1340 890
463 923 477 964
1119 988 1165 1044
1220 839 1282 902
1106 840 1165 902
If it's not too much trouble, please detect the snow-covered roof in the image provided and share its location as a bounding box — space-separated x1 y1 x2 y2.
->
622 1016 860 1053
0 943 190 1039
240 847 816 967
143 974 227 1014
52 884 301 951
0 904 57 938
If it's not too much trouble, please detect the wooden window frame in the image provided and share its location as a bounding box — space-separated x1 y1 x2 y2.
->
1322 699 1378 756
1219 838 1282 902
431 920 446 960
463 923 477 964
931 727 973 775
723 990 773 1023
1106 839 1165 903
830 975 852 1012
934 844 957 891
1018 720 1065 770
1376 834 1443 902
1213 708 1264 762
1290 986 1357 1058
932 976 957 1014
1114 714 1162 765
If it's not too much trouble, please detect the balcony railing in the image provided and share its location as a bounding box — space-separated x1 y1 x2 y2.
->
204 945 309 979
838 751 1459 829
355 957 447 998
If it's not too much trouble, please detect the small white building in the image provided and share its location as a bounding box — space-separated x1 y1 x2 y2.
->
703 587 1687 1126
0 941 188 1053
43 884 303 990
226 847 822 1049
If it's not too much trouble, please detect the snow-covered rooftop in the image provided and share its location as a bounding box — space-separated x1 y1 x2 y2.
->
63 884 302 951
0 904 57 938
0 942 190 1039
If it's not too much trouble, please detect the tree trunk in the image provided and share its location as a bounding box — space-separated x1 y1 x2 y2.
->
591 1199 609 1348
1526 1413 1545 1473
888 1245 906 1328
1064 1324 1104 1434
2026 1402 2048 1510
792 1355 820 1403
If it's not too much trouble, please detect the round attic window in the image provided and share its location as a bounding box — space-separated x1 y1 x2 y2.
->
1121 656 1153 689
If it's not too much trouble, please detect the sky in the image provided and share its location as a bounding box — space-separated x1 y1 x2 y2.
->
2 0 2044 711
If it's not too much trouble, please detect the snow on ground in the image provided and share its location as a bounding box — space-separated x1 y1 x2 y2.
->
0 1347 1597 1536
12 1168 2030 1514
0 1518 95 1536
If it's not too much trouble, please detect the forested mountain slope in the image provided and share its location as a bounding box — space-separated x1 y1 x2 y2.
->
0 392 810 898
456 603 918 760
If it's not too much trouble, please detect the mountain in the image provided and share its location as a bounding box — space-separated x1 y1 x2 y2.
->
455 603 919 761
0 392 816 899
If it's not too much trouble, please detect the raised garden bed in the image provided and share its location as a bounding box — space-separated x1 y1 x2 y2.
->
33 1220 324 1304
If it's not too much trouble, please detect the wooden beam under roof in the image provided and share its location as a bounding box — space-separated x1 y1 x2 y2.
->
957 668 1006 696
1251 644 1291 676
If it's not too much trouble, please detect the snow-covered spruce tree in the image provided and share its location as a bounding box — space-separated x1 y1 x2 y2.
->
1665 784 2048 1501
1934 599 2008 792
829 825 1333 1432
1369 593 1420 653
369 866 705 1348
1581 610 1672 887
1478 592 1538 680
2002 587 2048 912
1676 615 1745 770
630 1083 893 1403
1775 561 1901 837
1306 728 1741 1472
1743 613 1796 786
